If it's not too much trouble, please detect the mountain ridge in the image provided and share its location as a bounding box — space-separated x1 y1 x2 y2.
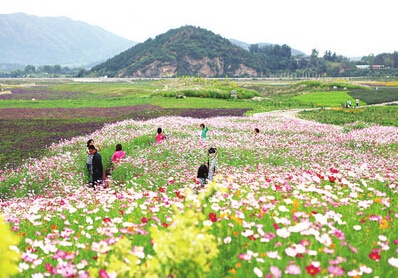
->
91 26 266 78
0 13 138 66
229 39 306 56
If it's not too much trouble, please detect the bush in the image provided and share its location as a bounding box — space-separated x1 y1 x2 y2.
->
298 80 368 90
154 86 260 99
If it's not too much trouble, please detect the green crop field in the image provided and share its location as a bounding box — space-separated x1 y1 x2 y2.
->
293 91 367 107
298 106 398 127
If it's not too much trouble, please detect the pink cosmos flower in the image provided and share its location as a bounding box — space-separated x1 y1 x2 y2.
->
78 271 90 278
99 269 110 278
333 228 345 240
286 265 301 275
349 245 358 253
328 266 345 276
52 250 67 259
45 263 54 273
238 253 252 261
270 266 282 278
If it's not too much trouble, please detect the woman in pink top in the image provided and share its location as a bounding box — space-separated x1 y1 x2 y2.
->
111 144 126 163
156 127 167 144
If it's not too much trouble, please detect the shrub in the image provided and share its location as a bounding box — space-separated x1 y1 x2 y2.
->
153 86 260 99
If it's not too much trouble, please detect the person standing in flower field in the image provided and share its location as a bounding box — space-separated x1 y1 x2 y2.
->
356 99 359 108
111 144 126 170
196 148 218 193
156 127 167 144
88 145 103 188
111 144 126 163
200 123 209 139
347 99 351 108
86 139 101 183
254 128 260 135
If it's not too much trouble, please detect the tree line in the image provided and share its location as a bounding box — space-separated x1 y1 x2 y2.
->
0 64 87 78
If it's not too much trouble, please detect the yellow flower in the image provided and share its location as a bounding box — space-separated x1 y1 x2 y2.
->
150 209 219 278
380 219 388 229
230 215 242 226
292 199 300 208
374 198 382 204
0 216 20 278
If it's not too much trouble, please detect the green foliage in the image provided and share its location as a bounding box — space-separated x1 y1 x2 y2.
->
293 91 366 107
154 85 260 100
342 121 371 133
90 26 258 78
298 106 398 127
349 87 398 104
297 80 368 90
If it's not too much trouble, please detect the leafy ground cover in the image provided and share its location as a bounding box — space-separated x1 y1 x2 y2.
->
1 115 398 277
293 91 367 107
348 87 398 105
294 80 368 90
154 85 260 99
298 106 398 127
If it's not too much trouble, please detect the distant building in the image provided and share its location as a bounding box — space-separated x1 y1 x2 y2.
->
371 65 384 69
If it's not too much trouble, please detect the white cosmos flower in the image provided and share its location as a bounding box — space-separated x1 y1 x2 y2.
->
253 267 263 277
378 235 387 241
203 220 212 226
285 247 297 257
388 258 398 268
276 228 290 238
223 236 232 244
353 225 361 231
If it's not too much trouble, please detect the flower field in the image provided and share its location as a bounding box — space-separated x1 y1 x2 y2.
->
1 113 398 277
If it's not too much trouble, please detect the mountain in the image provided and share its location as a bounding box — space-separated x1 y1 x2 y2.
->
0 13 138 66
229 39 306 56
348 57 362 62
90 26 262 78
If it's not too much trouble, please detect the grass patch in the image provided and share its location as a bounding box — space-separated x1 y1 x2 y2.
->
296 80 368 90
293 91 367 107
47 83 162 96
0 118 105 169
298 106 398 127
349 87 398 104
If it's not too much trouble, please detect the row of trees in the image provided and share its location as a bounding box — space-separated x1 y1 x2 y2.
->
359 52 398 68
0 65 87 78
251 45 398 77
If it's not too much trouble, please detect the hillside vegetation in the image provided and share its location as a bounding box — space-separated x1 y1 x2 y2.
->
90 26 260 78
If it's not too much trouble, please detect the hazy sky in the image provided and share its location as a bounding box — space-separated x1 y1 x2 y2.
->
2 0 397 57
